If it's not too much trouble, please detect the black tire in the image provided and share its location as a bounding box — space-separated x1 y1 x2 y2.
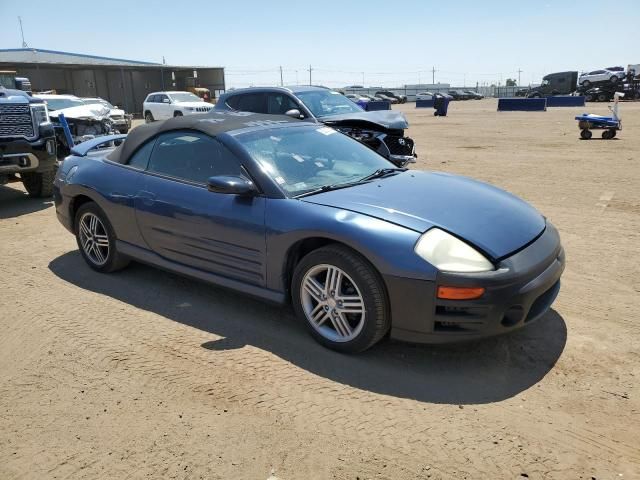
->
74 202 129 273
21 169 55 198
173 111 183 117
610 76 619 84
597 93 608 102
602 130 613 140
585 94 594 102
610 129 617 138
582 80 591 88
291 244 390 353
580 129 592 140
144 111 154 123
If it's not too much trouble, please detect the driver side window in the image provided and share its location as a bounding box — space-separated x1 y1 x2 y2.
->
266 93 300 115
147 131 243 184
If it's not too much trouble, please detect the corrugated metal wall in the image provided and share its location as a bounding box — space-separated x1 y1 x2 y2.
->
0 64 225 115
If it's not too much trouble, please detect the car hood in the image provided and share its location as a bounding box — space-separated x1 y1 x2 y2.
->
301 171 545 260
320 110 409 131
48 104 110 120
174 101 207 108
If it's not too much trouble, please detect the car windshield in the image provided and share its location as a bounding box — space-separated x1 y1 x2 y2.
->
42 97 85 111
295 90 363 118
169 92 201 103
83 98 114 109
236 125 394 197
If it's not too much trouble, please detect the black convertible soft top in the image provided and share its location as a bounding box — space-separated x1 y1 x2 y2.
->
107 111 299 164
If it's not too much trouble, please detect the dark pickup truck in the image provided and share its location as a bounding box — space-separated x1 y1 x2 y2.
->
0 87 57 197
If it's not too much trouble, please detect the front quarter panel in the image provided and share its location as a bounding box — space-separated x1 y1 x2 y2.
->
265 198 436 293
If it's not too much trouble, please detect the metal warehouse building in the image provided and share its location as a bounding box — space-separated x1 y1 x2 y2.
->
0 48 225 115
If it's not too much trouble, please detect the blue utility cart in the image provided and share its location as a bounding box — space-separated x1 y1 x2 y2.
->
575 92 624 140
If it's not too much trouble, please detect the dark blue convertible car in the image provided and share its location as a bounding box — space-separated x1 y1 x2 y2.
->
53 111 565 352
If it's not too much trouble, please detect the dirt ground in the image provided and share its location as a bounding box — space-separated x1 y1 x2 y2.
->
1 99 639 480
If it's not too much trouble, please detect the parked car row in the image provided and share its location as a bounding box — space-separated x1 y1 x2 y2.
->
344 91 407 104
416 90 483 101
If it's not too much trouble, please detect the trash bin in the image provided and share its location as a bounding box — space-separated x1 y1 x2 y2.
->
433 94 450 116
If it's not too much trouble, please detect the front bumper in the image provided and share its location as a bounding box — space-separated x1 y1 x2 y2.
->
387 223 565 343
0 127 57 174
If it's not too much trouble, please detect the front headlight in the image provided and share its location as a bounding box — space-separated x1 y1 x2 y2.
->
414 228 494 273
31 104 50 126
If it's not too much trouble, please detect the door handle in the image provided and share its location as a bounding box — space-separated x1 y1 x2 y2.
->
137 190 157 206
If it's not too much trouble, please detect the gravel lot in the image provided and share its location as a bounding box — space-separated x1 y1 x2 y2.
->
1 99 638 479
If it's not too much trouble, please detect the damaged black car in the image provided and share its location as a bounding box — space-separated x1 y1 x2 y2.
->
215 86 416 166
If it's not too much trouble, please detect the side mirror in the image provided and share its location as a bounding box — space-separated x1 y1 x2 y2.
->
207 175 257 196
162 98 170 104
285 108 304 119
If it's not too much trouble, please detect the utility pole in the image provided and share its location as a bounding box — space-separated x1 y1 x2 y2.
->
18 16 28 48
308 65 312 86
432 66 436 84
279 66 283 86
517 68 523 86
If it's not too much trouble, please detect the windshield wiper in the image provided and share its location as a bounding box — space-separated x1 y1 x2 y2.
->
358 167 407 182
295 182 361 198
294 168 407 199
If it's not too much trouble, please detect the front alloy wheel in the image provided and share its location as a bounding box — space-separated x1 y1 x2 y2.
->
292 244 390 353
301 264 366 342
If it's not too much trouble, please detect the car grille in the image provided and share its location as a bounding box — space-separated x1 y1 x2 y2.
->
0 104 34 138
195 106 213 112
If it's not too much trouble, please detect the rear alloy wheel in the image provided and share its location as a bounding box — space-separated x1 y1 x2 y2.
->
174 111 183 117
582 80 591 88
144 111 154 123
292 245 389 353
75 202 129 273
610 76 619 84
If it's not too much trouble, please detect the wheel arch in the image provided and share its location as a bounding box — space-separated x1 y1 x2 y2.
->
282 237 385 302
69 194 97 232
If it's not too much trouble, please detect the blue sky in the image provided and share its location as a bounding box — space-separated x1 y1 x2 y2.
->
1 0 639 88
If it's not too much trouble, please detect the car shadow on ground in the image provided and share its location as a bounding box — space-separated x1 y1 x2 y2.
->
0 184 53 219
49 251 567 405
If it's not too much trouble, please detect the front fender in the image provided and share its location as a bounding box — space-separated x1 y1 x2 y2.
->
265 198 437 293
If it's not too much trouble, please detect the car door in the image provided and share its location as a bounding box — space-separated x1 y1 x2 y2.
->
147 94 160 118
134 130 267 286
265 92 302 115
151 94 167 119
226 92 268 114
